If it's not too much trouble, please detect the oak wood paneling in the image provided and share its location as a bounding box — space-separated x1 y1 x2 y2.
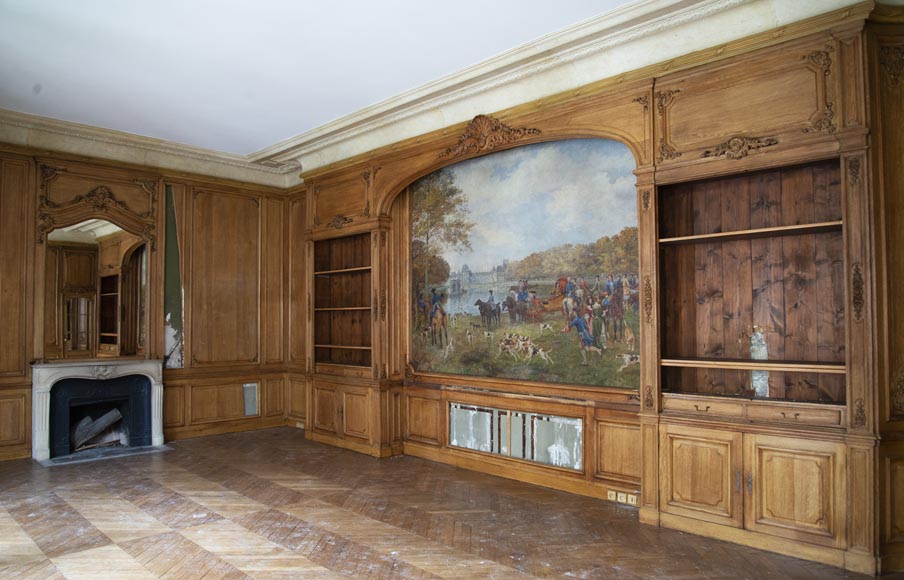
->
289 377 306 419
263 198 284 364
0 156 32 378
595 416 642 485
406 391 441 446
190 383 251 425
341 388 370 442
0 393 26 446
264 378 284 417
164 385 185 428
189 190 260 366
288 196 306 366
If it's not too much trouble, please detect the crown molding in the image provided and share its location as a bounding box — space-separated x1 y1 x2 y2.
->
0 109 298 187
252 0 867 174
0 0 871 185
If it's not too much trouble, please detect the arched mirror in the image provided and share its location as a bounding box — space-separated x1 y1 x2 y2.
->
44 219 148 359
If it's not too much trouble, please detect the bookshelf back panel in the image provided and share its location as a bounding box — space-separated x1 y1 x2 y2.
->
658 161 841 239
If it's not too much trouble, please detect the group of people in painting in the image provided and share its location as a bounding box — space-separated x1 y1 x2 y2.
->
552 274 638 364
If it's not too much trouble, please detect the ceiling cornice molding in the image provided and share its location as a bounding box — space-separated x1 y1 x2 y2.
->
0 109 298 187
252 0 868 174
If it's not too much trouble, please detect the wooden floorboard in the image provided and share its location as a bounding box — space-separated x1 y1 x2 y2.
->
0 427 880 579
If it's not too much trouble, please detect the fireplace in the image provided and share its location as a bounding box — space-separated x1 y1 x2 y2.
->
31 360 163 461
49 375 152 458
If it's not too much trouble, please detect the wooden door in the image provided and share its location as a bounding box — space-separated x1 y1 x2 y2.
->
312 384 338 435
744 434 846 548
660 424 743 528
340 387 371 443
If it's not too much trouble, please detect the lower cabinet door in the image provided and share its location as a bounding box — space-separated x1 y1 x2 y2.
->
660 424 743 528
744 434 846 548
340 387 371 443
312 384 338 434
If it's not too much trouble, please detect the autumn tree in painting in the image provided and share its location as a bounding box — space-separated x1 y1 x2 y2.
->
410 169 474 291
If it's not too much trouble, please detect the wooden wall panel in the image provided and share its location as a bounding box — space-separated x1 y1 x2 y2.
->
406 390 441 446
341 388 370 441
594 416 642 485
190 383 250 424
189 190 261 366
310 173 367 229
163 385 185 428
0 393 26 446
289 377 306 420
0 155 32 378
265 377 284 417
263 198 285 364
38 158 158 218
288 196 306 366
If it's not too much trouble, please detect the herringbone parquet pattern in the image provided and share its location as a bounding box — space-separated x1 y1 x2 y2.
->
0 428 878 579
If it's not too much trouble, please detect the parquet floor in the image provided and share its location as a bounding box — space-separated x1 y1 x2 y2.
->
0 427 880 579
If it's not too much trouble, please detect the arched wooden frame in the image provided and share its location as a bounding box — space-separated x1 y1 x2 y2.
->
381 118 646 393
33 164 162 362
36 168 158 250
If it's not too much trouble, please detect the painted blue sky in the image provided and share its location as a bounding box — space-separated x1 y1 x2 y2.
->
442 139 637 272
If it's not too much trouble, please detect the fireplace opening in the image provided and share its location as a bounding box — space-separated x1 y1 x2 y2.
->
70 398 130 453
49 374 151 459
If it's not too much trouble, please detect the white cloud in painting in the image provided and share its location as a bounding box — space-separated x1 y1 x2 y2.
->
443 139 636 272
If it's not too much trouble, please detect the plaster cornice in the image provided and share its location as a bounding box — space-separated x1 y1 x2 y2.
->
0 109 297 188
0 0 872 185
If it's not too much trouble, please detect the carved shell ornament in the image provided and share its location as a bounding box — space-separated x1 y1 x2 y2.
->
439 115 541 159
703 136 778 160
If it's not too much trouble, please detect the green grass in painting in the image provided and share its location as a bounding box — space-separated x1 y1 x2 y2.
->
411 310 640 388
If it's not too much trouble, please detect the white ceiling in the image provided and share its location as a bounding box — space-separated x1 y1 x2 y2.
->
0 0 633 156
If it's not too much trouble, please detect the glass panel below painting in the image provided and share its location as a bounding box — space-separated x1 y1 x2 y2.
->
448 401 582 471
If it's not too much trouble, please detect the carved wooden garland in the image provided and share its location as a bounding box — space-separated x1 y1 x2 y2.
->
644 385 654 411
439 115 541 159
327 215 353 229
893 368 904 419
880 44 904 86
852 263 864 322
702 136 779 160
643 275 653 324
853 398 866 428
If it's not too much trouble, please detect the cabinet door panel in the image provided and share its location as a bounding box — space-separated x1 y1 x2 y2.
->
341 388 371 442
660 424 743 528
745 434 845 547
312 385 337 434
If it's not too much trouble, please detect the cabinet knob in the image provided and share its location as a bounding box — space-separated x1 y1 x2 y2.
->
694 404 710 412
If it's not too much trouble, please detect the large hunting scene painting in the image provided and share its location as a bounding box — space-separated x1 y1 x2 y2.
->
410 139 639 388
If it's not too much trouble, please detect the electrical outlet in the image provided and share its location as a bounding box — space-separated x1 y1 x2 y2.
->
617 492 627 503
627 494 637 506
607 490 617 501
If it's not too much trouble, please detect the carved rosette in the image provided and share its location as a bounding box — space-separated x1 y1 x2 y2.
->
702 136 778 160
327 215 353 229
644 385 654 411
880 44 904 86
848 158 861 186
439 115 541 159
852 263 864 322
804 102 837 134
643 275 653 324
853 398 866 429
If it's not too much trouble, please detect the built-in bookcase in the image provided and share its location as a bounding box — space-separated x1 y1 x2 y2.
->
658 160 845 404
313 233 372 367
